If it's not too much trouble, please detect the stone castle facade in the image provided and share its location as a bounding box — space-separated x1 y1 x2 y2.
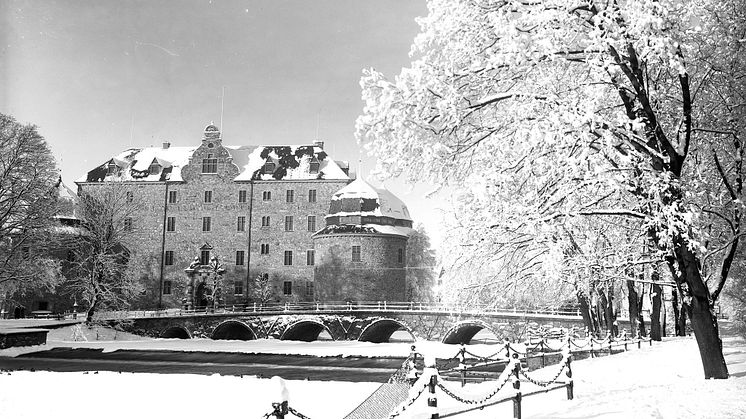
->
75 124 412 308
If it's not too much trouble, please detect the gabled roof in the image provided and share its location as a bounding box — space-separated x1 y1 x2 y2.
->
78 144 349 183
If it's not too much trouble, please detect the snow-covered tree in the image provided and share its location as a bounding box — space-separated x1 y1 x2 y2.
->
66 183 142 323
405 224 437 302
357 0 744 378
0 114 63 303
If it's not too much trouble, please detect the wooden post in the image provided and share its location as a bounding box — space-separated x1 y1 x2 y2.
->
590 339 594 358
428 372 439 418
566 354 574 400
459 344 467 387
512 355 522 419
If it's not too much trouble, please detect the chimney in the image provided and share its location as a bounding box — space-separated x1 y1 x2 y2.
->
162 141 171 149
313 139 324 149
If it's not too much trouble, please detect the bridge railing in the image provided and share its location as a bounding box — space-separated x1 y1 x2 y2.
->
96 301 582 321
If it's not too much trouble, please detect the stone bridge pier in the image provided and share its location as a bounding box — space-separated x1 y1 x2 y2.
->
122 309 592 344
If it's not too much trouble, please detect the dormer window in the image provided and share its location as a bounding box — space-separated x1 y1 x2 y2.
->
309 157 320 174
202 153 217 174
107 161 118 176
148 159 160 175
263 160 276 174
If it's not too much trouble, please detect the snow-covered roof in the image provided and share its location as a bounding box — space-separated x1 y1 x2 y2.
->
78 144 349 183
328 178 412 221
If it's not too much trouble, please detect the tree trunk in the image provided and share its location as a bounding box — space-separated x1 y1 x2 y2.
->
636 275 647 337
674 238 729 378
577 291 594 335
86 296 98 324
596 290 608 335
627 279 639 336
604 286 618 336
672 289 687 336
650 282 662 341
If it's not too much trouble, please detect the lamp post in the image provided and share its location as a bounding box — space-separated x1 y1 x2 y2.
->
73 301 78 319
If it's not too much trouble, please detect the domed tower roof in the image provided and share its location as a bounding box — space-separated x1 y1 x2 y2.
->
319 178 413 237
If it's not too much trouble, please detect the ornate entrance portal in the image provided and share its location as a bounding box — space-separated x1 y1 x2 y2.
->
183 253 226 311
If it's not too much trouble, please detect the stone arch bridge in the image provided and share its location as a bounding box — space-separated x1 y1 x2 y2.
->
115 303 595 344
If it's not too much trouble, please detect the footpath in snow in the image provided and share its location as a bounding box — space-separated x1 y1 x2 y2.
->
0 326 744 418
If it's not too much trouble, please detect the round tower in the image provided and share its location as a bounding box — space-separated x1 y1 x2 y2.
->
313 178 413 302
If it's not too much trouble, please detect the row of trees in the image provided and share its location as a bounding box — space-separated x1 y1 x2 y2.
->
0 114 141 323
357 0 745 378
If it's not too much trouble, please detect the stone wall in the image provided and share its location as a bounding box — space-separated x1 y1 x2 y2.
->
0 329 48 349
314 234 407 301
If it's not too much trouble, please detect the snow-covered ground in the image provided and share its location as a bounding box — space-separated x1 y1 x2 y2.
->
0 325 744 418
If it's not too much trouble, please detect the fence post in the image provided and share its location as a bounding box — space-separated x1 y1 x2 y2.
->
423 355 439 419
459 344 467 387
607 332 613 356
566 354 574 400
270 376 289 418
590 338 594 358
504 339 512 359
512 354 522 419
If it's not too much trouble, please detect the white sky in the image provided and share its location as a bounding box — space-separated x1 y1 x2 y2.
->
1 0 446 245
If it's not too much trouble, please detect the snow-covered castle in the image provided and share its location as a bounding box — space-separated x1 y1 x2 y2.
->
75 123 412 308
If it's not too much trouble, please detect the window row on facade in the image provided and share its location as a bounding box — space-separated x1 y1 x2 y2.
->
160 215 317 232
163 246 404 267
163 249 316 266
162 189 318 204
161 278 312 297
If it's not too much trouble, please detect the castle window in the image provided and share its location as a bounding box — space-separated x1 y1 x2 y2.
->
306 281 314 296
234 281 244 296
285 216 293 231
306 250 315 266
263 191 271 201
21 246 30 260
149 159 160 175
308 189 317 203
283 281 292 295
398 248 404 264
352 245 361 262
261 216 270 227
124 217 133 232
163 281 172 295
264 160 276 174
204 190 212 203
202 153 218 173
202 217 211 232
238 190 247 203
261 244 270 254
168 190 177 204
200 250 210 265
107 161 118 175
126 191 134 203
309 158 320 174
286 189 294 203
166 217 176 232
236 250 245 266
237 216 246 232
284 251 293 266
164 250 174 266
307 215 316 232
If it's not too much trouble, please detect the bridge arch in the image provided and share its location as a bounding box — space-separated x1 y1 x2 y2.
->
160 326 191 339
359 318 416 343
211 320 257 341
280 319 335 342
442 320 498 345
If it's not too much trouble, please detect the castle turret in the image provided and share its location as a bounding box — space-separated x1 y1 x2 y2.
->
312 178 412 301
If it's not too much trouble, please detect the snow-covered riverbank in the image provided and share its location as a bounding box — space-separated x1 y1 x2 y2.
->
1 325 744 418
